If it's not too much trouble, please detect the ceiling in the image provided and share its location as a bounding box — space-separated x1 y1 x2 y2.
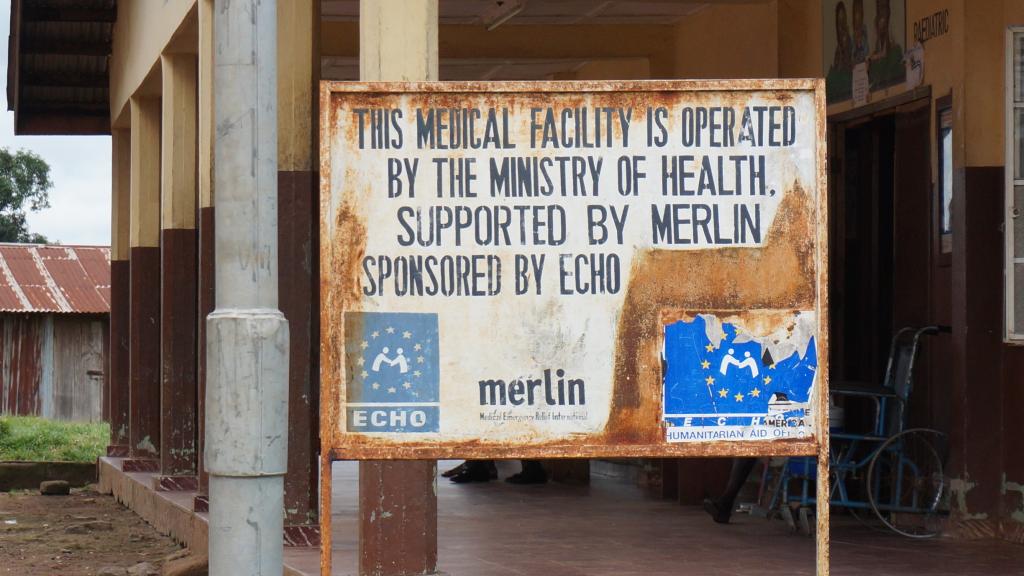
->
7 0 115 135
321 0 706 81
321 0 710 25
322 56 647 82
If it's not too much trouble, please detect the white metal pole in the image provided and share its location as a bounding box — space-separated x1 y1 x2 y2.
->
207 1 289 575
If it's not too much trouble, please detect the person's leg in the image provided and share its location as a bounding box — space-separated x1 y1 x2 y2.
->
505 459 547 484
703 458 758 523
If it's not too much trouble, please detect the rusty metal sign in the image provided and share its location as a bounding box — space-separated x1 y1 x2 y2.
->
319 80 828 461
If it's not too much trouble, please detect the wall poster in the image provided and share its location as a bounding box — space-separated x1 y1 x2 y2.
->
823 0 906 103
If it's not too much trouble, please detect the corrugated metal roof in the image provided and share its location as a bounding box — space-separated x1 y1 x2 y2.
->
0 244 110 314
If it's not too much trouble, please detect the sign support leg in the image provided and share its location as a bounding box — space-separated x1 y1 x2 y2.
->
320 454 334 575
356 1 441 574
816 435 830 575
359 461 439 576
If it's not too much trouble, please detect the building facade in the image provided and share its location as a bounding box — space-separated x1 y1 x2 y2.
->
0 244 110 422
5 0 1023 570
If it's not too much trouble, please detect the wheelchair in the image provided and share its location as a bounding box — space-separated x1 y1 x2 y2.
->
765 325 951 539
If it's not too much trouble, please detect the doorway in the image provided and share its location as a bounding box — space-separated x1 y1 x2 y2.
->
828 98 941 425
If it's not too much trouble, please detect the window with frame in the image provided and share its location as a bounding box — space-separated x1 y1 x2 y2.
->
1008 28 1024 342
938 99 953 257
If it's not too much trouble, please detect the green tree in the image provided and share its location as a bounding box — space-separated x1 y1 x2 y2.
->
0 148 51 243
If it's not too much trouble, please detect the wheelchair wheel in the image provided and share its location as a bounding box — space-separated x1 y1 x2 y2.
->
867 428 947 538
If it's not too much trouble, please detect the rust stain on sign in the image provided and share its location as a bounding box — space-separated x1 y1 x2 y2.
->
319 80 828 461
604 183 817 446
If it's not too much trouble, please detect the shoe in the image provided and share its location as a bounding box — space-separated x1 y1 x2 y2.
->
449 464 492 484
442 462 468 478
703 498 731 524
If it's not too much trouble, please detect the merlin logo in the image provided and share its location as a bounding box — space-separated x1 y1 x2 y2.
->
344 312 439 433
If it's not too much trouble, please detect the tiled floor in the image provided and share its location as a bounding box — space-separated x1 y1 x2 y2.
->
294 461 1024 576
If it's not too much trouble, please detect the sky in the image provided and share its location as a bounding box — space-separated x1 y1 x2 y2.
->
0 0 112 246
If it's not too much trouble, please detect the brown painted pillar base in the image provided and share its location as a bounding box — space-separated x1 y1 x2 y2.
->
283 525 321 548
129 246 161 461
160 228 199 477
154 476 199 492
658 459 680 500
359 461 438 576
122 459 160 473
279 171 319 528
108 259 131 455
106 446 130 457
196 206 214 504
949 167 1005 525
677 458 732 505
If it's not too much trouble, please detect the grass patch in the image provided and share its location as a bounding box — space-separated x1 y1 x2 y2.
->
0 416 108 462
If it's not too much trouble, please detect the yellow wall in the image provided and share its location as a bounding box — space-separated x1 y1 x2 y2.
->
959 0 1024 167
321 3 807 84
565 2 804 82
567 1 820 82
824 0 1021 169
971 0 1024 169
672 2 779 79
1003 0 1024 169
896 0 1023 170
902 0 963 185
109 1 1023 168
318 21 679 79
778 0 823 79
963 0 1005 167
814 0 1020 175
110 0 195 124
279 0 319 172
561 58 651 81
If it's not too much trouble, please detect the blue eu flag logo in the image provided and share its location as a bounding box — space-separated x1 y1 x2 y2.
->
663 314 817 428
344 312 440 433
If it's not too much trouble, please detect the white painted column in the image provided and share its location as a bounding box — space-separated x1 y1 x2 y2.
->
206 1 289 574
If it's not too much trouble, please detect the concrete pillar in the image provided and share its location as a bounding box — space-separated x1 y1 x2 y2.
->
195 0 215 510
277 0 320 542
107 128 131 457
358 2 439 574
158 52 199 486
128 96 162 465
207 0 288 574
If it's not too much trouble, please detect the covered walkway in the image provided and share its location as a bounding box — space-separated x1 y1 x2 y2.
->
18 2 1024 573
290 461 1024 575
100 457 1024 574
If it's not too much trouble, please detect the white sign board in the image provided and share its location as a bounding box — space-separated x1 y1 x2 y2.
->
320 80 827 460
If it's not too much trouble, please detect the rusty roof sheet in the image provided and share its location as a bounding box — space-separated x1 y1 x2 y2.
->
0 244 110 313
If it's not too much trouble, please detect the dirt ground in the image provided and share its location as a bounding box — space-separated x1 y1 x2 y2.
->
0 486 181 575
